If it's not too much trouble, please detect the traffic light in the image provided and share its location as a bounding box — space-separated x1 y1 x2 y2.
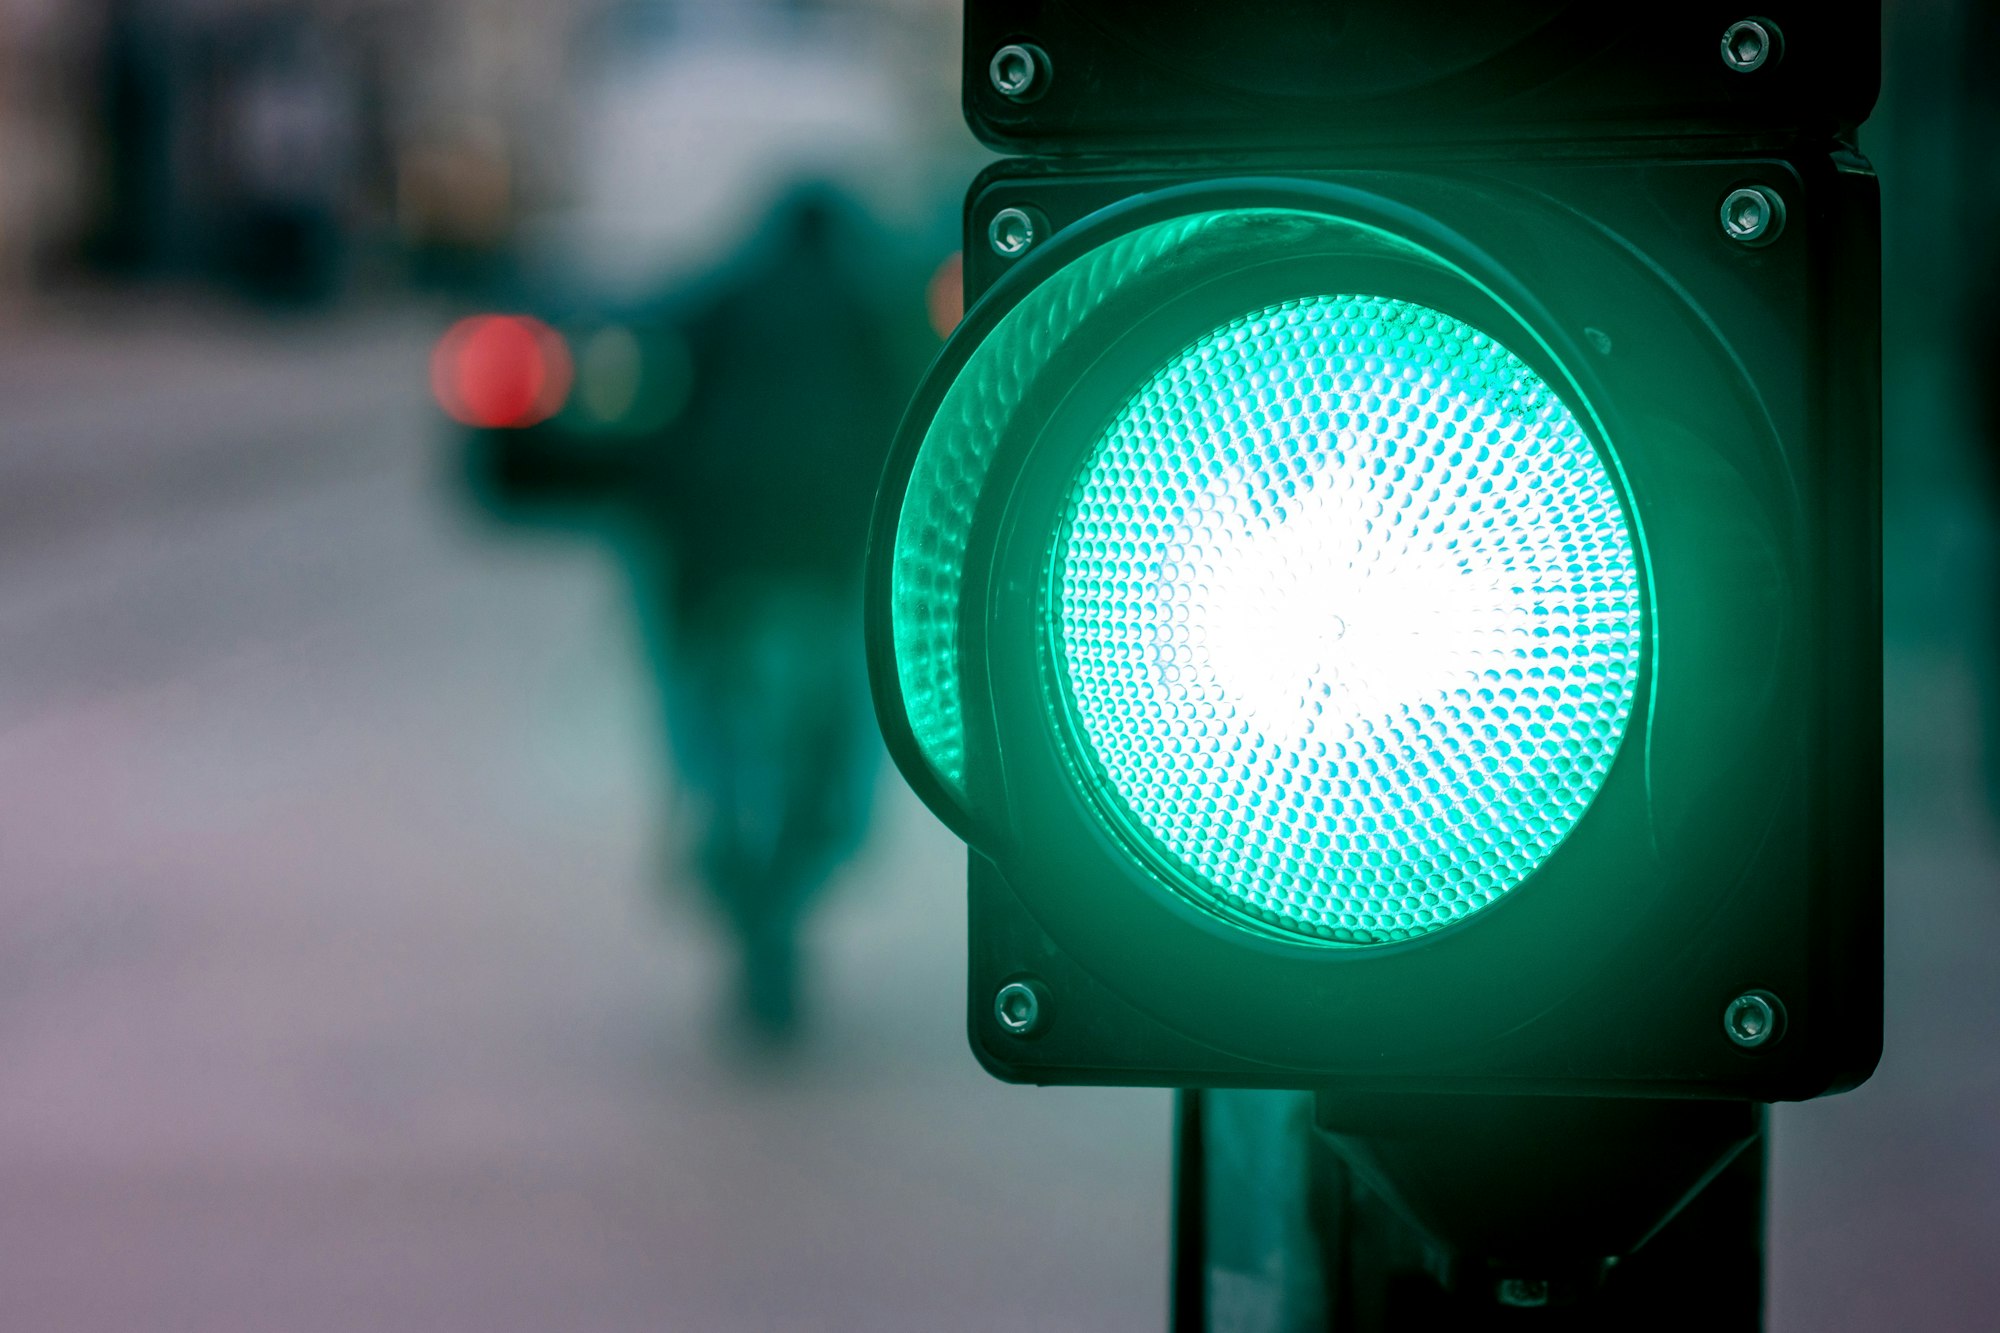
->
868 4 1880 1106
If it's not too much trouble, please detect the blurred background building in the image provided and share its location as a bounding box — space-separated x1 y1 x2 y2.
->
0 0 965 299
0 1 1991 1329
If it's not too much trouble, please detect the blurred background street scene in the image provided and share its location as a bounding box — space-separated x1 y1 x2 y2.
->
0 0 1992 1328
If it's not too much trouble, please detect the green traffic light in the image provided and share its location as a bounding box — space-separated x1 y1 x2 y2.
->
886 207 1647 945
1055 294 1641 944
868 39 1880 1099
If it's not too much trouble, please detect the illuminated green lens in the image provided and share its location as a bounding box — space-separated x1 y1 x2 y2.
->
1056 295 1642 945
892 209 1288 794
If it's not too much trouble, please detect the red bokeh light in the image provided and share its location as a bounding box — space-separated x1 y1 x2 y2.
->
430 315 573 429
926 251 964 340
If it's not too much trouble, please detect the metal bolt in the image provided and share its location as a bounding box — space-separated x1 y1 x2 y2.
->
994 980 1046 1037
1724 990 1786 1049
988 207 1038 259
1496 1278 1551 1309
989 44 1046 101
1720 19 1779 73
1720 186 1785 247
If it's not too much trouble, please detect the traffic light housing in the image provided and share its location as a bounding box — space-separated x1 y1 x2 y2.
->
870 4 1880 1104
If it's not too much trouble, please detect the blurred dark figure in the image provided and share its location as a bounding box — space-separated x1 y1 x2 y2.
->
91 0 359 301
1980 298 2000 819
634 190 906 1038
1968 0 2000 819
204 13 358 303
92 0 178 274
463 186 928 1042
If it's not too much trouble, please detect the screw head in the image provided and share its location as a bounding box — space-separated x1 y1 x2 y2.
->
1720 19 1777 73
994 980 1045 1037
988 207 1037 258
989 44 1045 100
1720 186 1785 246
1724 990 1786 1049
1496 1278 1551 1309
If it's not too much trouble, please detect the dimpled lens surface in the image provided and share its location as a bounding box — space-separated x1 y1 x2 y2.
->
1056 295 1642 945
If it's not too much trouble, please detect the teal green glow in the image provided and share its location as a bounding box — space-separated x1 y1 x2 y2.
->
1055 295 1641 945
891 210 1359 794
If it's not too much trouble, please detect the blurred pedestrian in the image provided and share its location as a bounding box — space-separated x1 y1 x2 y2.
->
631 186 910 1038
462 183 930 1041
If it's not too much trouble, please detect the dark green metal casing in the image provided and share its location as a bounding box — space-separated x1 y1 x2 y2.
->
868 10 1881 1102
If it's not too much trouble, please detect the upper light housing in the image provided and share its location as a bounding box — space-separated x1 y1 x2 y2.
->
878 191 1647 948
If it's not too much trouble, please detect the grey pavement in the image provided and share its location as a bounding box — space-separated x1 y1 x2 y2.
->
0 303 1168 1333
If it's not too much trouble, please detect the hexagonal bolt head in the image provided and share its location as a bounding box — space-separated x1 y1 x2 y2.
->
994 980 1047 1037
989 44 1048 101
1720 186 1785 247
1720 18 1781 73
988 207 1039 259
1496 1278 1552 1309
1724 990 1788 1049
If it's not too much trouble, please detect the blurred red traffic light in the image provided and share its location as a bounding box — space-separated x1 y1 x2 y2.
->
431 315 573 429
926 252 964 339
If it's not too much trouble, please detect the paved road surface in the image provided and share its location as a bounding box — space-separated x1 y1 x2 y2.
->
0 303 1168 1332
0 301 1992 1330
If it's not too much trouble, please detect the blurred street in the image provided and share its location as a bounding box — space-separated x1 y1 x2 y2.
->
0 1 1993 1329
0 304 1168 1332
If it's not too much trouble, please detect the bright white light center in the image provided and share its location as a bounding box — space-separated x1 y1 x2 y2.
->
1054 293 1642 944
1189 463 1504 749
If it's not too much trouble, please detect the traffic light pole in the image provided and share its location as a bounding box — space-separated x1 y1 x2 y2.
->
1172 1090 1769 1331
